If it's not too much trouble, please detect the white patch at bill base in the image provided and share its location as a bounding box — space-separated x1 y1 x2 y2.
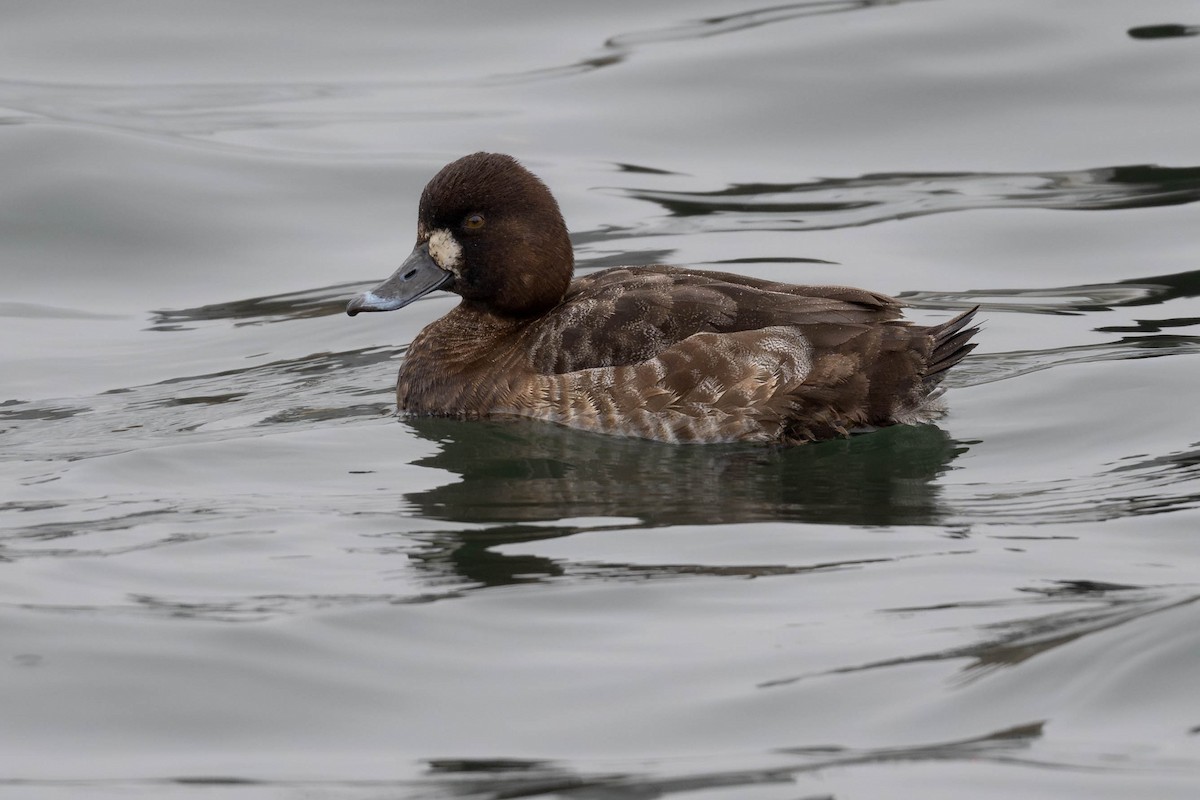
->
428 229 463 271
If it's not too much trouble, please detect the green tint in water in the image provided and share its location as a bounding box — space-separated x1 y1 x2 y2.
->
1 1 1199 798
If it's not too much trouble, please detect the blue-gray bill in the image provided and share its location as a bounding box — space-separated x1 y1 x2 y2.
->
347 242 452 316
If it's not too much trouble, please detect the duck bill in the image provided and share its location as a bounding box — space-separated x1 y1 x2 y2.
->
346 243 453 316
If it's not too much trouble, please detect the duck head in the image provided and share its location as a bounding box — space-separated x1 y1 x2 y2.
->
347 152 574 318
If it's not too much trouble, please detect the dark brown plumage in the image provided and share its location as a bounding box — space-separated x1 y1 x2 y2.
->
347 152 979 444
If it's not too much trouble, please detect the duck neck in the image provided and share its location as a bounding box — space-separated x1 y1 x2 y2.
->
396 302 532 415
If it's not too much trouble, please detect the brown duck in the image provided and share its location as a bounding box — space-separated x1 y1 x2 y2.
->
347 152 979 444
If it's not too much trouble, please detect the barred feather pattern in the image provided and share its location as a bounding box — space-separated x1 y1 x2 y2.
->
395 266 978 445
511 327 813 443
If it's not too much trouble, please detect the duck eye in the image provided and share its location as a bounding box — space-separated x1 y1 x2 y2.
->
463 213 485 230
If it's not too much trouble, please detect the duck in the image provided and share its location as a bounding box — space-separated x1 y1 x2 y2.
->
347 152 979 444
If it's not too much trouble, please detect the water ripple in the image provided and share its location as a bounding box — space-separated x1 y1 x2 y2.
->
763 588 1200 688
0 78 498 157
950 334 1200 387
615 164 1200 234
0 3 920 158
490 0 920 84
0 346 397 462
147 281 373 330
905 268 1200 315
1128 24 1200 40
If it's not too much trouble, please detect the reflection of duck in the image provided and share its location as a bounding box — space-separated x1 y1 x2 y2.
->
347 153 978 444
400 417 967 588
402 416 967 528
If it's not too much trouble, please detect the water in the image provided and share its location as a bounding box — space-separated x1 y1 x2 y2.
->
2 1 1199 797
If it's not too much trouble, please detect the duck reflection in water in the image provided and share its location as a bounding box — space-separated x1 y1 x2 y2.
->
405 416 967 527
400 417 969 588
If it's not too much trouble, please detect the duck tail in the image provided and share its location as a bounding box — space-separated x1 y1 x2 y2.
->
922 306 981 388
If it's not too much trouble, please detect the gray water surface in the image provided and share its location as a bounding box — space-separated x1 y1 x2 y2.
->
2 2 1199 798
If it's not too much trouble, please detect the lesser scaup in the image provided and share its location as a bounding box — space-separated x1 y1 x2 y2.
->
347 152 978 444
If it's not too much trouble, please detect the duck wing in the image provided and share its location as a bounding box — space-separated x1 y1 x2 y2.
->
526 265 905 374
509 303 979 444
